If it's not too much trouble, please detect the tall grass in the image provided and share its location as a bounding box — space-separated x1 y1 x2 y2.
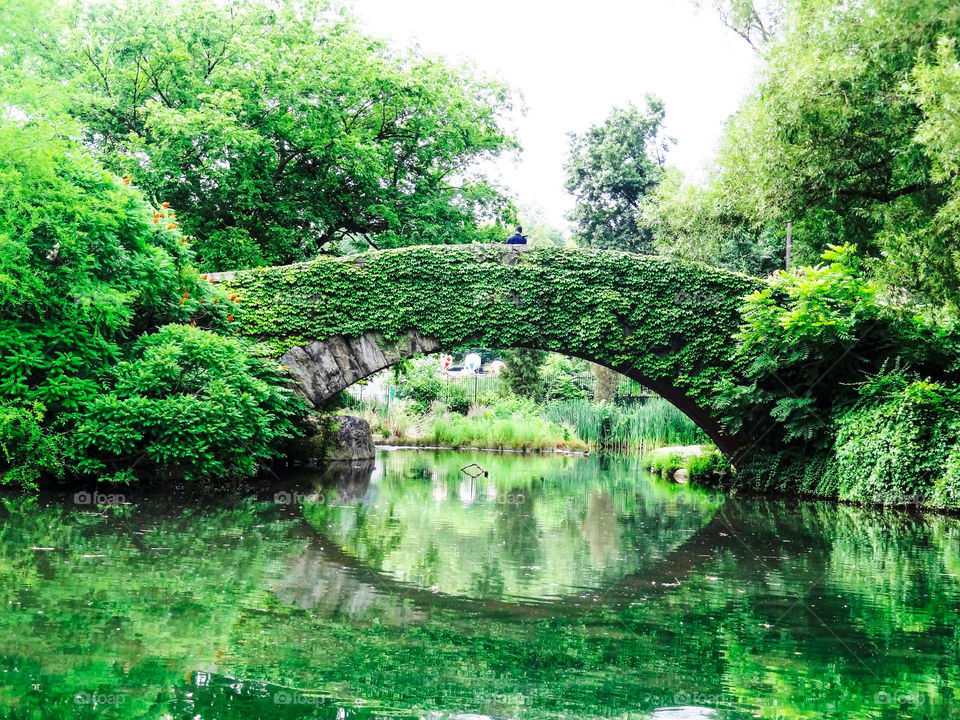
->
544 397 705 453
349 402 587 452
348 395 704 454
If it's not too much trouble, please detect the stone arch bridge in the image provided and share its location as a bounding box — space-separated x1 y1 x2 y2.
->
215 245 761 456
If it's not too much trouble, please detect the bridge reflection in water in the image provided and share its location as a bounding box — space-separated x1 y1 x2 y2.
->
275 450 734 621
4 449 960 719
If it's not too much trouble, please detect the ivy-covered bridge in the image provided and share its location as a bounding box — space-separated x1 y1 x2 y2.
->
217 245 761 455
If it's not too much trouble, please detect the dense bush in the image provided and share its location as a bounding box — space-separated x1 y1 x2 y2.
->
0 121 303 487
74 325 304 481
722 244 960 508
717 244 938 447
831 372 960 507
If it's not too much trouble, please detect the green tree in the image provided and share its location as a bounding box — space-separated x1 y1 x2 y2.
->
645 169 784 276
692 0 784 50
500 349 547 402
700 0 960 304
11 0 519 270
564 98 672 253
0 117 303 487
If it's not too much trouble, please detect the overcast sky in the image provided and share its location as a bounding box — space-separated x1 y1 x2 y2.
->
352 0 759 230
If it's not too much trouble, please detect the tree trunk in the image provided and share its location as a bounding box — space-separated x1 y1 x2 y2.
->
592 364 618 403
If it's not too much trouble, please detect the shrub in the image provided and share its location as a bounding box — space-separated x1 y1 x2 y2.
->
0 120 300 485
832 371 960 506
73 325 305 481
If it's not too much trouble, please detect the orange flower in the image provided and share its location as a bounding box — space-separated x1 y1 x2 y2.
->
153 218 159 224
229 294 237 301
167 223 177 230
183 292 190 299
227 314 234 321
208 277 215 283
213 297 219 303
200 274 207 280
190 321 196 327
179 299 184 306
161 202 170 209
199 298 205 304
181 238 188 244
233 329 238 335
281 365 290 370
123 176 131 185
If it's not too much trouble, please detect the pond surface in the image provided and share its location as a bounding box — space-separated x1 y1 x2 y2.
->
1 449 959 719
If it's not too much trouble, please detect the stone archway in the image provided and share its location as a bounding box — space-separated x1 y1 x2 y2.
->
217 245 762 457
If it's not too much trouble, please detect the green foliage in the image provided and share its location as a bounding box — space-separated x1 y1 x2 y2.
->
831 371 960 507
12 0 518 269
0 119 302 486
547 398 706 452
717 244 934 444
354 400 586 452
565 98 673 253
0 401 61 489
690 0 960 305
645 169 784 277
718 243 960 508
395 362 471 415
74 324 305 480
645 445 726 482
500 348 547 402
541 354 593 401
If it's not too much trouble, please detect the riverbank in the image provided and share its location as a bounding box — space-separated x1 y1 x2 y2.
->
348 395 705 455
376 443 589 456
644 444 726 484
362 410 589 453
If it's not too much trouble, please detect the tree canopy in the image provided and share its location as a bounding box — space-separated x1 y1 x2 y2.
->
658 0 960 304
564 98 672 253
8 0 519 270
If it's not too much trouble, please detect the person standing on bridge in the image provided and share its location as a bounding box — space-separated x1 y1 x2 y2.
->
505 225 527 245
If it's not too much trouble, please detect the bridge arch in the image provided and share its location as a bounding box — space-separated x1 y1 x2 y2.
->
220 245 762 456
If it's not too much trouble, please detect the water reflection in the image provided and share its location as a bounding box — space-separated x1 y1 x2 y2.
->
0 449 958 719
305 450 721 602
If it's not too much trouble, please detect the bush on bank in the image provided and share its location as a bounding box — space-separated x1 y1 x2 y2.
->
722 245 960 509
0 122 304 487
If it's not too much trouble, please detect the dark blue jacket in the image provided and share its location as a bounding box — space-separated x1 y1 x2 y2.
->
506 233 527 245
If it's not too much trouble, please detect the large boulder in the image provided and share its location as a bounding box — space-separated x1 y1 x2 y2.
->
326 416 375 462
287 414 374 463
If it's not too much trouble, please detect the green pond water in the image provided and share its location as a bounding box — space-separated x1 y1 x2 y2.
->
1 449 959 719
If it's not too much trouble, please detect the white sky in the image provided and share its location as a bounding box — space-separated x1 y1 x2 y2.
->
351 0 759 230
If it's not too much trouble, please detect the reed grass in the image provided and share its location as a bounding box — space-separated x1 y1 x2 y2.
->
544 398 705 453
349 402 587 452
348 395 703 454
